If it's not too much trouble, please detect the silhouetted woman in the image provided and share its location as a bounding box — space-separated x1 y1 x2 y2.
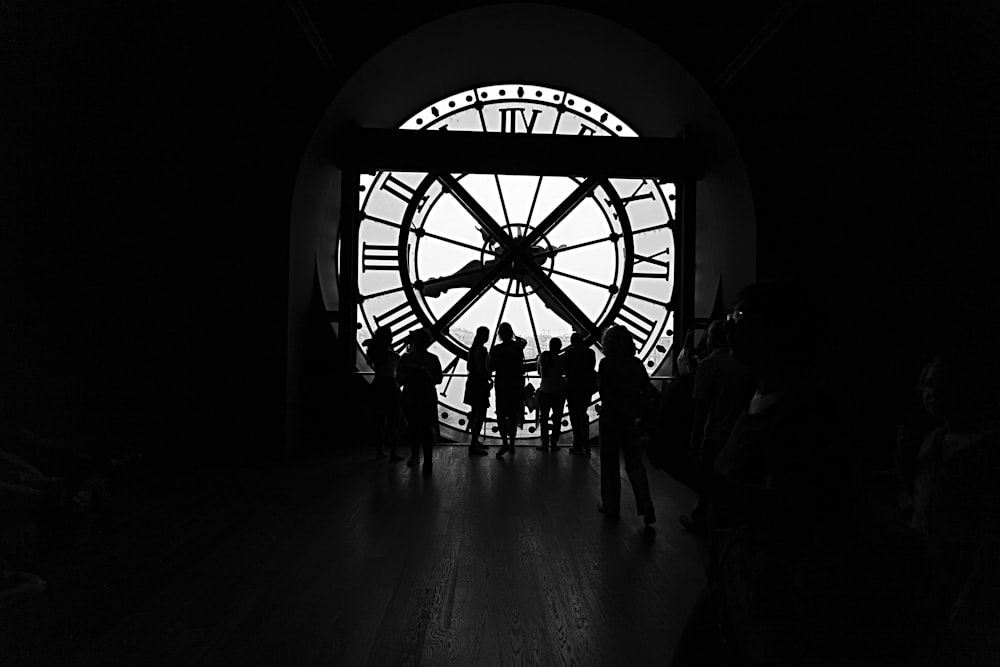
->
564 331 597 456
363 326 404 462
396 328 442 475
596 324 657 525
490 322 527 458
464 326 491 456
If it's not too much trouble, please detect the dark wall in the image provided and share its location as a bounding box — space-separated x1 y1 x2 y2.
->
718 0 1000 459
4 1 997 466
2 2 330 464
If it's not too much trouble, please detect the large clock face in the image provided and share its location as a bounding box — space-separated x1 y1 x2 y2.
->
350 83 676 445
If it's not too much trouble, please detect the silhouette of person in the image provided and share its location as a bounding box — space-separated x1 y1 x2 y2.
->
535 337 566 452
395 328 442 475
596 324 657 525
678 319 756 535
363 326 405 462
464 326 491 456
675 327 698 377
896 350 1000 666
671 278 865 667
644 342 698 487
489 322 527 458
564 331 597 456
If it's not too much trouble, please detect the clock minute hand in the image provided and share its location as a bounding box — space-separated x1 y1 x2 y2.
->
520 271 576 324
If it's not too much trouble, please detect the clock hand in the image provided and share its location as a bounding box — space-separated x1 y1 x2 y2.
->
420 249 552 299
420 260 486 298
519 271 576 324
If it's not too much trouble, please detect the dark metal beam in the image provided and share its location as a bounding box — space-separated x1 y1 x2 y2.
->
717 0 808 89
336 128 703 180
285 0 335 73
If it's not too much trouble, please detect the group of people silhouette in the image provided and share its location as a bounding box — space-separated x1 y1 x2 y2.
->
363 320 658 525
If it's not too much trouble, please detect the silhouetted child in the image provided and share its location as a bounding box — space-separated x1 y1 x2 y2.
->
464 326 491 456
489 322 527 458
596 324 657 525
395 329 442 475
535 337 566 452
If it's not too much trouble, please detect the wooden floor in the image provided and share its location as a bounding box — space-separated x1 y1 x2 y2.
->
2 443 706 666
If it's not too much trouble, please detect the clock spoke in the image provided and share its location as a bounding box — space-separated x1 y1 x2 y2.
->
438 354 462 397
522 176 601 246
632 221 674 235
524 176 544 227
359 284 406 301
522 281 543 360
518 262 602 342
545 266 616 291
493 174 513 228
490 278 516 350
546 235 615 254
415 229 498 256
439 173 516 251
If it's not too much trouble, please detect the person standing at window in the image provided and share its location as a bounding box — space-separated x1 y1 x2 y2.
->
464 326 491 456
490 322 527 458
535 337 567 452
362 326 405 462
396 328 442 475
678 319 756 534
597 324 658 525
565 332 597 456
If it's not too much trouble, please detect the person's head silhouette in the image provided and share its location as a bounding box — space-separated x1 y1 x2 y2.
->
601 324 635 358
365 325 392 350
406 328 431 352
473 326 489 347
706 319 727 350
917 351 995 427
549 337 562 352
497 322 514 342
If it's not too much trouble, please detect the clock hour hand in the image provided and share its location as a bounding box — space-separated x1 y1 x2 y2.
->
420 260 487 298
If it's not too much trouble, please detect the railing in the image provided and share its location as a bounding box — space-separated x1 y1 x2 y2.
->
354 371 681 381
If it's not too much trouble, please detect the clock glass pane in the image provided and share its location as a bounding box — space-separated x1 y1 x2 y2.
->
350 83 676 445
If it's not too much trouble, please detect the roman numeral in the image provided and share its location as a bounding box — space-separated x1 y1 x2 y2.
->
373 302 423 349
632 250 670 280
361 243 399 272
499 107 542 133
606 179 655 210
614 303 656 344
380 173 428 212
